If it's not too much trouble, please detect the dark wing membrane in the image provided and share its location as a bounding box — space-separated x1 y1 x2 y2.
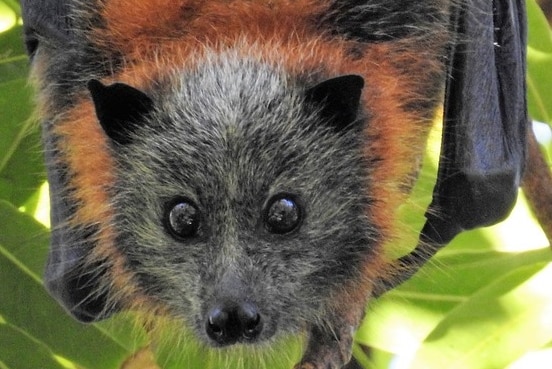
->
376 0 529 294
22 0 113 322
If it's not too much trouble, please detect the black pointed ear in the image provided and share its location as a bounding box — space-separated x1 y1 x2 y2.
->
306 75 364 129
88 79 154 145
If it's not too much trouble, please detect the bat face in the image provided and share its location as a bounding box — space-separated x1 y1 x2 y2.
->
96 54 378 345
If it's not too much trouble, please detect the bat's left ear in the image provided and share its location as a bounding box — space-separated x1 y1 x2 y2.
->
305 75 365 130
377 0 529 293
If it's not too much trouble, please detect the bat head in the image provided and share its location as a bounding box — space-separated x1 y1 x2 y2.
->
82 53 378 345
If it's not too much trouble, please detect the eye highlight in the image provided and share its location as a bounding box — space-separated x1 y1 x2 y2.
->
263 195 302 234
164 198 200 239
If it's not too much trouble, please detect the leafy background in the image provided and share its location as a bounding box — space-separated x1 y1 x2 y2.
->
1 0 552 368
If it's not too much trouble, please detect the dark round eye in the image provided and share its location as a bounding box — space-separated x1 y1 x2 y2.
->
165 198 200 239
264 195 302 234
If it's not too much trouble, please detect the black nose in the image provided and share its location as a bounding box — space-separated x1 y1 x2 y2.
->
205 302 262 345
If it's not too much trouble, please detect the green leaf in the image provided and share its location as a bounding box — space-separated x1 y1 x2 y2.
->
0 200 49 277
399 248 552 298
0 25 28 83
0 0 21 16
0 28 44 208
0 80 39 205
0 125 46 208
0 78 34 173
0 201 133 369
0 22 45 209
527 0 552 53
358 248 552 355
526 0 552 124
0 323 65 369
409 263 552 369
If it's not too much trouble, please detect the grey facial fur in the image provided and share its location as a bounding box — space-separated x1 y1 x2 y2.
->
108 51 379 345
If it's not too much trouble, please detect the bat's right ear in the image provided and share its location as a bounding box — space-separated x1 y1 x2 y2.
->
20 0 73 58
88 80 154 145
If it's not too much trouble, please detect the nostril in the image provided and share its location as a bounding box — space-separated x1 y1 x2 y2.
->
207 307 227 339
205 302 263 345
238 303 262 340
206 306 233 344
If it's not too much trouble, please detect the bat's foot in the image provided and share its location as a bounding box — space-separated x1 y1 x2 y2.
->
293 356 353 369
293 364 316 369
293 324 355 369
293 355 352 369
